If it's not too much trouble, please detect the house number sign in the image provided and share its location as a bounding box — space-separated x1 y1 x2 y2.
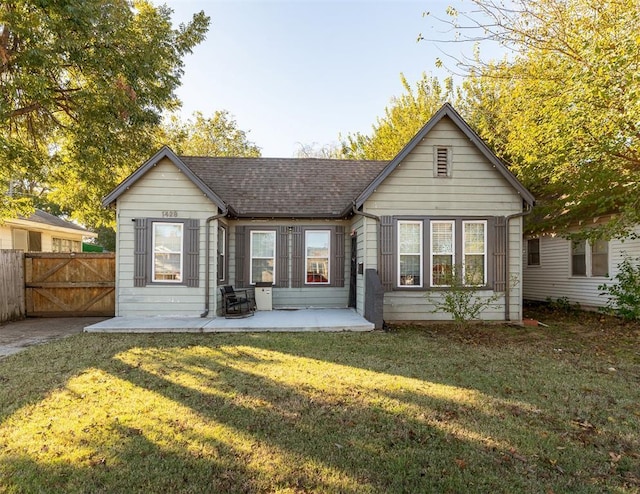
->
161 210 178 218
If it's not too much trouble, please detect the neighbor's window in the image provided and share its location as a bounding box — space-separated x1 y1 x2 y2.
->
250 231 276 284
52 237 81 253
527 238 540 266
571 240 587 276
591 239 609 277
398 221 423 286
305 230 330 284
152 222 183 282
431 220 454 286
463 221 487 285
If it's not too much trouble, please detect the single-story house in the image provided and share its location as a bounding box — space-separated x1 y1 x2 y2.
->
103 103 535 326
523 219 640 309
0 209 97 252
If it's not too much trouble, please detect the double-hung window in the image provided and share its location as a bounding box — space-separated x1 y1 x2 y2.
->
430 220 454 286
250 231 276 284
398 221 423 286
463 221 487 285
571 239 608 277
152 222 183 282
306 230 330 284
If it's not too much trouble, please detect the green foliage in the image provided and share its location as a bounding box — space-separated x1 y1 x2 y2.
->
341 73 455 160
425 265 502 324
0 0 210 228
544 297 581 314
158 110 261 157
599 254 640 321
451 0 640 238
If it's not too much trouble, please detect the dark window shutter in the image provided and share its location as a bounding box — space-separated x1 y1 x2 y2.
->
235 226 246 287
493 216 507 292
28 231 42 252
291 226 304 288
379 216 395 291
332 225 345 287
277 226 289 288
134 218 148 287
185 219 200 287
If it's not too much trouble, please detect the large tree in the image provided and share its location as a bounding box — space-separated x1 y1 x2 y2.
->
1 0 209 228
158 111 261 157
341 73 455 160
441 0 640 238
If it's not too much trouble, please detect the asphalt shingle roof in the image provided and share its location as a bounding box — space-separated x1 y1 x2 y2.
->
179 156 388 218
24 209 90 233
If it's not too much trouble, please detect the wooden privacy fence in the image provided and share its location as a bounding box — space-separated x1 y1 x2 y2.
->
25 253 115 317
0 250 25 323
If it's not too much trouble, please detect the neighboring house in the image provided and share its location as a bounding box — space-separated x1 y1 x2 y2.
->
0 209 97 252
523 221 640 309
102 103 535 325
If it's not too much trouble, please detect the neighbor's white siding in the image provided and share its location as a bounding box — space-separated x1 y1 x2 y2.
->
115 158 218 316
363 116 526 322
0 224 86 252
523 224 640 308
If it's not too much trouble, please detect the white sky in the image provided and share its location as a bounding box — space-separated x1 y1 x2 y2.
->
160 0 493 157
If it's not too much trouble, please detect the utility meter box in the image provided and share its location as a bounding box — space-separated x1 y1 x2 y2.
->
254 282 273 311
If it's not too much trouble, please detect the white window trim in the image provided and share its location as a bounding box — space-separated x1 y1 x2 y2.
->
462 220 487 286
570 239 609 278
217 225 226 282
305 230 331 285
250 230 276 285
397 220 424 288
151 222 184 283
430 220 455 287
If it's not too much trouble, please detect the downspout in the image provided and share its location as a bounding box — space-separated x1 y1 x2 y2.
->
504 203 533 321
200 207 228 318
352 203 381 272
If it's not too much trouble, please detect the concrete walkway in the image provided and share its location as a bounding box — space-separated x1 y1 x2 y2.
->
0 317 108 359
85 308 374 333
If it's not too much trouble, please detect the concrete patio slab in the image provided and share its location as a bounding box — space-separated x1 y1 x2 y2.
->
84 308 374 333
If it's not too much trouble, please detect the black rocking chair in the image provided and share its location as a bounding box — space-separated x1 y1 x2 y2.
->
220 286 254 318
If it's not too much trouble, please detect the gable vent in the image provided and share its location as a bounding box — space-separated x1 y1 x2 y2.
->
436 147 449 177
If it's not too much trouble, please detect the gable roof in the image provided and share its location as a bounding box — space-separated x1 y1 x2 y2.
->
180 156 387 218
102 103 534 218
102 146 229 212
354 102 535 208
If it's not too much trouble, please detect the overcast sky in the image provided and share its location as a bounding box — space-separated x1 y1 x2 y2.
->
160 1 488 157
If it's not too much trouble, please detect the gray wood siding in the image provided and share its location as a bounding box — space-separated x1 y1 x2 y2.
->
115 158 217 316
363 117 526 322
227 219 351 310
523 225 640 308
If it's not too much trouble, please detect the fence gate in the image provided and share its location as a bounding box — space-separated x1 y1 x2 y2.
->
25 253 115 317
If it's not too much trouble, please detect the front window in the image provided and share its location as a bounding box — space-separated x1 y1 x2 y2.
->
398 221 423 286
463 221 486 285
250 231 276 284
306 230 330 284
217 225 226 282
152 222 183 282
431 220 454 286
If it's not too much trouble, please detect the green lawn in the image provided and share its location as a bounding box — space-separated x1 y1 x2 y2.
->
1 309 639 493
